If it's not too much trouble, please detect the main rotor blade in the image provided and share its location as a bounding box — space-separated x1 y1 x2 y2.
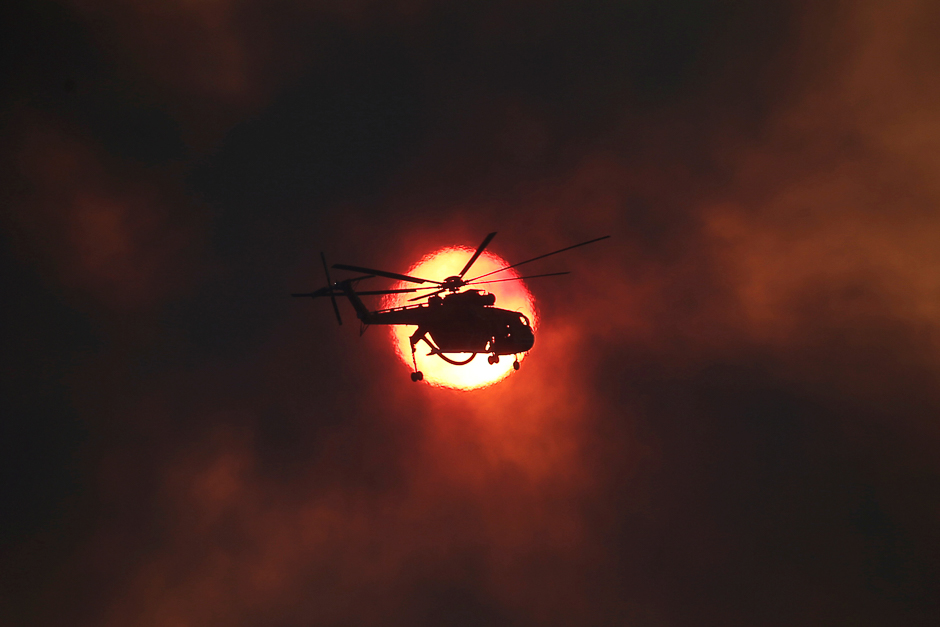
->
468 271 570 285
332 263 441 285
467 235 610 282
354 287 441 296
458 231 497 278
403 270 570 300
321 252 342 326
408 288 446 302
291 278 404 299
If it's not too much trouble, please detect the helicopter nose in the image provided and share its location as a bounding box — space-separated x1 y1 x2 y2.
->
520 328 535 351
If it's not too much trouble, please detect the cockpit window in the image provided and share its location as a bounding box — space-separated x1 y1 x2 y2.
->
518 313 530 326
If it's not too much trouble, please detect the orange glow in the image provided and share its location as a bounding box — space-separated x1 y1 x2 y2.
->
382 247 538 390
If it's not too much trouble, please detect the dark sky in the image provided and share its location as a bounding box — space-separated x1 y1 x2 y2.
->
3 1 940 625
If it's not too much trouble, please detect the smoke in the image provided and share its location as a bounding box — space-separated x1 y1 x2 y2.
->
3 0 940 625
3 116 204 312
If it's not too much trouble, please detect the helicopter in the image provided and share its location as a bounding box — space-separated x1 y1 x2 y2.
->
292 232 609 381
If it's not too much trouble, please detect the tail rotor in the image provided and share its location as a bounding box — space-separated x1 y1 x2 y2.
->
321 252 343 326
290 252 343 326
292 253 428 325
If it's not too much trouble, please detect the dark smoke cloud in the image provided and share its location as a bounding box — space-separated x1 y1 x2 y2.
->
2 1 939 625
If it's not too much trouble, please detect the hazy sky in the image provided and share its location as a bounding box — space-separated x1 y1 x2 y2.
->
3 1 940 625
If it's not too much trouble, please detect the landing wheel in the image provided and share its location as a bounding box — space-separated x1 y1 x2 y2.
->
487 354 499 365
513 360 520 371
411 371 423 382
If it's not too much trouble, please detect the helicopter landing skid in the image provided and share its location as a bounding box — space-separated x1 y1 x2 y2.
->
409 327 427 382
437 353 476 366
413 331 478 367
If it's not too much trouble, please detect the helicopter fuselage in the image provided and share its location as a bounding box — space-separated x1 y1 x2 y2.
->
351 288 534 357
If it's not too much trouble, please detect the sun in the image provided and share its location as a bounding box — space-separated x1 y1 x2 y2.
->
382 247 538 390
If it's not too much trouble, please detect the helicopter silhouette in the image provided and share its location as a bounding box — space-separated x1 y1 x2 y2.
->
292 232 609 381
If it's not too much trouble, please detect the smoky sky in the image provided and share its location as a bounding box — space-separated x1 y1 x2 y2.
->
3 1 940 625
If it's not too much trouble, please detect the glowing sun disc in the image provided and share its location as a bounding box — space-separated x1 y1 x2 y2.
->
382 247 538 390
